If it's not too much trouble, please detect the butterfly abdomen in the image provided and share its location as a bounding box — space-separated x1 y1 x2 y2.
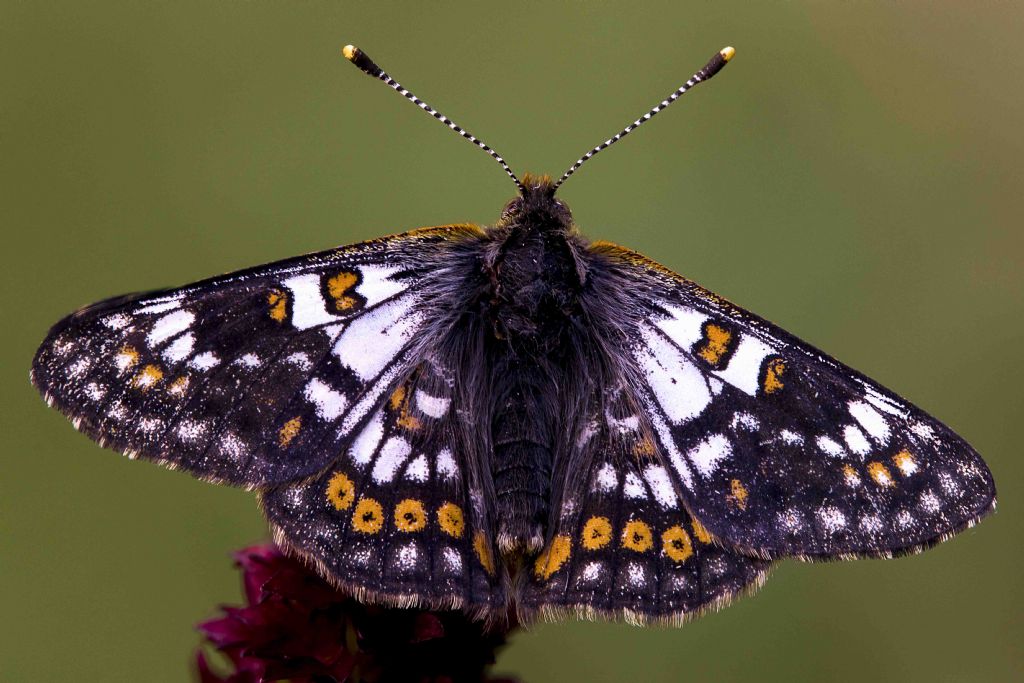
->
492 366 555 553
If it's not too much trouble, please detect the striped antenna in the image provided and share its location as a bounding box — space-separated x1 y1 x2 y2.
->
343 45 524 195
553 47 735 192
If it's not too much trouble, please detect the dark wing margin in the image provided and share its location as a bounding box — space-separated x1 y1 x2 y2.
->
32 225 482 489
588 241 995 560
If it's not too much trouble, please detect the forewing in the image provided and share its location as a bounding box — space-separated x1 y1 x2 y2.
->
261 355 506 617
520 398 770 624
590 242 996 559
32 225 480 487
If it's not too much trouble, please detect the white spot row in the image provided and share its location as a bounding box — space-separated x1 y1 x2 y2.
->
592 462 683 508
348 409 459 484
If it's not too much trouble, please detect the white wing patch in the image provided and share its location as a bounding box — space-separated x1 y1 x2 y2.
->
102 313 131 330
816 435 845 458
843 424 872 457
415 389 450 419
436 448 459 480
848 400 891 443
623 472 648 499
136 298 181 315
356 264 408 307
643 465 678 508
862 386 909 419
189 351 220 371
349 409 385 466
654 304 706 347
333 295 422 381
304 378 349 421
648 408 694 489
713 334 774 396
688 433 732 477
405 454 429 482
372 436 412 483
161 332 195 364
148 310 194 346
634 324 711 424
595 463 618 492
283 274 340 330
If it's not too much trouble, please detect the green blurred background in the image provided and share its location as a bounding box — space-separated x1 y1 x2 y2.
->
3 2 1022 681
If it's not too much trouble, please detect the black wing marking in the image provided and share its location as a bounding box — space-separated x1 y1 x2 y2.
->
32 225 481 488
519 393 770 624
261 356 506 618
589 242 995 559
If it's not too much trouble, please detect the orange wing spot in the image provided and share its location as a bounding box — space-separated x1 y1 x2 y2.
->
278 417 302 447
326 271 360 311
389 384 422 431
267 289 288 322
394 498 428 532
352 497 384 534
473 530 495 575
867 461 895 487
132 364 164 390
697 323 733 366
325 472 356 511
389 385 407 410
437 502 465 538
728 478 749 510
691 518 713 544
534 535 572 579
621 520 654 552
842 464 862 486
397 413 421 430
581 516 613 550
892 450 918 476
763 358 786 394
662 525 694 563
167 376 189 397
632 436 656 457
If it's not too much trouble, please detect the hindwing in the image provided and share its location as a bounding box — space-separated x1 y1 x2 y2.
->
261 354 505 616
520 386 770 624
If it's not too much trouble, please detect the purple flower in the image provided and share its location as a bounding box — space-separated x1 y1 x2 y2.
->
196 544 520 683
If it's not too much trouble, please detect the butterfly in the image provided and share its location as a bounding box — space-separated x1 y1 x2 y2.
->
31 45 995 626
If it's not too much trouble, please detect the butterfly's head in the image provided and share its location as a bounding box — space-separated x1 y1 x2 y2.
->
498 173 573 232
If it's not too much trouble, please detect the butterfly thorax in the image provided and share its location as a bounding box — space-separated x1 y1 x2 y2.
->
487 175 582 346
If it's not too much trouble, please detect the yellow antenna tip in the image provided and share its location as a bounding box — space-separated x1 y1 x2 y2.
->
720 46 736 62
342 44 359 62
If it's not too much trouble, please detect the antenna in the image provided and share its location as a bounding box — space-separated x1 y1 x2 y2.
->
553 47 735 192
343 45 525 195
